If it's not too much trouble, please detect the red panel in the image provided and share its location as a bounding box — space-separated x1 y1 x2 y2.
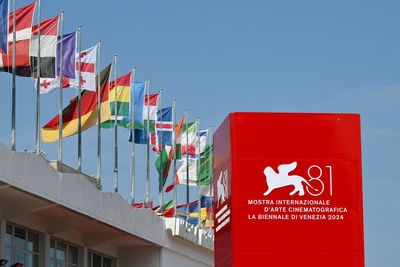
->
214 112 364 267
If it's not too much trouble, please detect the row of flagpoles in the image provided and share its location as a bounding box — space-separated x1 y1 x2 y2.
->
0 0 214 230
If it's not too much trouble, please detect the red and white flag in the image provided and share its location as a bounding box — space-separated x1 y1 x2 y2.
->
71 44 97 91
37 77 72 94
30 16 59 78
0 2 36 77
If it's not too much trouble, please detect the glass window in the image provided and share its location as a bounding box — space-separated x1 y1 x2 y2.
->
102 258 111 267
56 242 66 263
68 246 78 265
93 254 102 267
28 233 39 253
14 227 26 249
5 224 39 267
6 224 12 245
50 239 79 267
88 252 113 267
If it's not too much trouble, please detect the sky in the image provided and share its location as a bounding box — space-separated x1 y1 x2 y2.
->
0 0 399 266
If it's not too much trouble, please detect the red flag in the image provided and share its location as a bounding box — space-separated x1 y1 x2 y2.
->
0 2 36 76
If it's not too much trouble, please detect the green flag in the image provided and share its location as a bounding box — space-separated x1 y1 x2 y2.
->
199 145 212 185
155 146 172 192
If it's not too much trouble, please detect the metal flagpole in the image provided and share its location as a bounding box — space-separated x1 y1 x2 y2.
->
172 100 177 217
197 118 201 228
76 25 82 172
130 67 136 204
113 54 118 193
10 0 16 151
96 40 101 182
57 10 64 163
208 126 213 231
158 89 163 214
185 110 189 221
145 78 151 208
35 0 42 154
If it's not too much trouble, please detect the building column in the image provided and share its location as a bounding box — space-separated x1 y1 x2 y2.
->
40 233 50 267
81 246 88 267
0 219 6 260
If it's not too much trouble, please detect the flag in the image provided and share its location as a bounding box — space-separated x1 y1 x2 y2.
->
0 2 36 76
155 146 172 192
176 200 199 224
134 93 159 144
161 200 175 217
175 200 209 226
152 106 173 152
35 32 76 94
175 158 198 186
176 122 198 159
157 107 173 146
198 144 212 185
133 200 153 209
37 77 72 94
71 45 97 91
0 0 8 53
101 72 132 128
153 199 174 216
42 64 112 142
127 82 146 142
161 115 186 193
175 144 212 186
196 129 209 155
30 16 59 78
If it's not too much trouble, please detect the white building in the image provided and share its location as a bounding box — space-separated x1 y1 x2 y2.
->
0 143 214 267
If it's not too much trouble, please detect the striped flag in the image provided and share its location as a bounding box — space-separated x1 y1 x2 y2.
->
0 2 36 76
42 65 111 142
30 16 59 78
134 93 159 144
35 32 77 94
176 122 198 158
101 72 132 128
152 106 173 152
71 45 97 91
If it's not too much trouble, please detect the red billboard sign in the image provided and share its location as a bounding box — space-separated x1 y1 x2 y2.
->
213 113 364 267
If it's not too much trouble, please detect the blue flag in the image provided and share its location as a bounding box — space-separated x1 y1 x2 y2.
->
156 107 173 147
0 0 8 53
57 32 76 78
128 82 146 144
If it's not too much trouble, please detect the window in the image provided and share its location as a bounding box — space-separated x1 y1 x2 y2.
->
5 224 39 267
87 252 113 267
50 239 79 267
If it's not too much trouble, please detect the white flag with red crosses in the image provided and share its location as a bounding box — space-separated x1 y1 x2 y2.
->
36 76 73 94
71 44 97 91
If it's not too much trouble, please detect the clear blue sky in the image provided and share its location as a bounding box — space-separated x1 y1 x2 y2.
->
0 0 399 265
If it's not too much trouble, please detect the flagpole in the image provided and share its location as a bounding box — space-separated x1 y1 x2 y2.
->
208 125 213 231
145 78 151 208
130 67 136 204
113 54 118 193
96 40 101 182
34 0 42 154
10 0 16 151
76 25 82 172
197 117 201 228
158 89 163 214
172 100 177 217
185 109 189 221
57 10 64 163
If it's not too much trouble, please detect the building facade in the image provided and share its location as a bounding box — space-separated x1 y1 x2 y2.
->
0 144 214 267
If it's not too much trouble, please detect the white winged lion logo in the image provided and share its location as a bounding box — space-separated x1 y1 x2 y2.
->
217 170 228 207
263 162 317 196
